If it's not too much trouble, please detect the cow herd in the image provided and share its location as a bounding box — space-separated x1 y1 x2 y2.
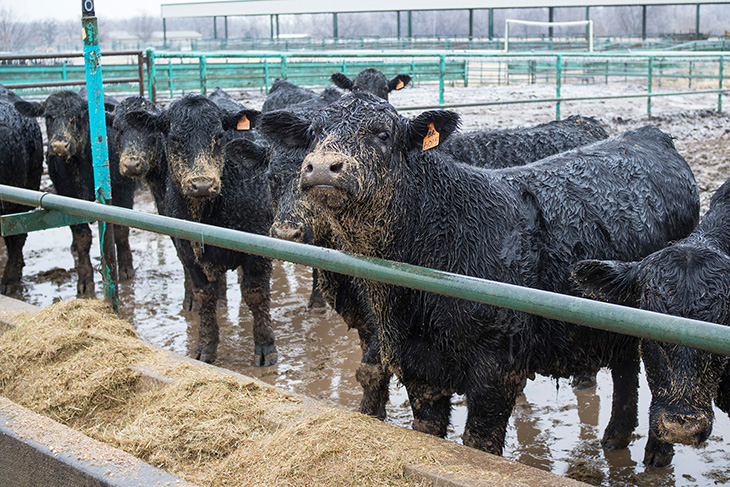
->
0 69 727 469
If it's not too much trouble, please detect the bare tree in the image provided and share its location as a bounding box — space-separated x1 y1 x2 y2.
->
133 12 157 41
0 5 28 49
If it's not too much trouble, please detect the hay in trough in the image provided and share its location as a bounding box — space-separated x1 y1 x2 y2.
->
0 299 438 486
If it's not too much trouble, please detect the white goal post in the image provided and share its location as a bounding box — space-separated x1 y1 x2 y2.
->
504 19 594 52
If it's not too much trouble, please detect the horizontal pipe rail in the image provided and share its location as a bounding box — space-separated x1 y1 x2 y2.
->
1 184 729 357
1 77 140 90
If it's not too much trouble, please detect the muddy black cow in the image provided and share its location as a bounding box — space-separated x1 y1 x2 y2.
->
124 94 276 366
0 87 44 294
256 108 610 416
330 68 411 100
15 90 136 296
572 178 730 468
262 79 342 113
281 92 699 455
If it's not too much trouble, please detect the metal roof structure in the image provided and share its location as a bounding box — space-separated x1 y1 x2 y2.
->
161 0 730 17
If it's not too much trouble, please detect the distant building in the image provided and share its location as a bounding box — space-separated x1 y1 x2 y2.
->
150 30 203 50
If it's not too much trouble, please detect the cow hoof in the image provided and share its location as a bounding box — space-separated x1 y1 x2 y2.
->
194 347 217 364
601 431 632 450
643 437 674 468
118 264 135 281
0 281 18 295
182 294 194 312
255 343 278 367
307 293 327 310
77 280 95 298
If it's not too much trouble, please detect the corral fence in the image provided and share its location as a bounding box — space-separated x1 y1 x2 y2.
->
0 49 726 119
2 184 730 359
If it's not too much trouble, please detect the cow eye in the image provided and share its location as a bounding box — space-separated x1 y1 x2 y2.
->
377 131 390 142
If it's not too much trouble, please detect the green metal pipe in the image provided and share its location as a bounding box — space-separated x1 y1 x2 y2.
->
719 56 724 113
2 184 730 357
556 55 561 120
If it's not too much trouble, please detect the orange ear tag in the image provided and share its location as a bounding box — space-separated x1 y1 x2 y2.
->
395 79 405 90
422 123 440 151
237 115 250 131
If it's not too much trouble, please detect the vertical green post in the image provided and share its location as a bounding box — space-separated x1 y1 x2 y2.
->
200 56 207 95
468 9 474 41
556 55 562 120
719 55 724 113
281 55 287 79
61 61 67 81
146 48 156 103
696 4 701 38
642 6 647 41
264 59 269 93
408 10 412 38
333 13 338 39
397 11 401 38
439 55 445 105
168 61 174 99
647 56 653 117
81 0 118 311
689 60 693 89
488 8 493 41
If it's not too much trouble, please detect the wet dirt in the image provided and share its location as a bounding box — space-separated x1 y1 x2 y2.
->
3 83 730 487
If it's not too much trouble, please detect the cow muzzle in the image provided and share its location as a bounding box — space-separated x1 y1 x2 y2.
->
270 221 307 243
120 156 149 178
50 139 73 159
185 176 221 199
300 152 345 191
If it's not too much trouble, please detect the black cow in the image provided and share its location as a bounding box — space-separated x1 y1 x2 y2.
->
124 94 276 366
330 68 411 100
279 91 699 455
0 87 44 294
261 79 341 113
15 90 136 296
572 178 730 468
256 109 610 417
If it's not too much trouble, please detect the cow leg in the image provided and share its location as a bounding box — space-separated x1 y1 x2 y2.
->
643 432 675 467
308 268 327 309
70 223 94 297
462 372 522 455
355 323 390 420
407 382 452 438
240 255 277 367
1 233 27 295
182 266 195 311
194 277 221 364
113 223 134 281
601 343 640 450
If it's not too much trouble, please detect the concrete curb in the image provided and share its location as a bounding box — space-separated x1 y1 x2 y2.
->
0 295 588 487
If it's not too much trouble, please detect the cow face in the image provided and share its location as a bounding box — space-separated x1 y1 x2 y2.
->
299 92 458 221
16 91 93 160
331 69 411 101
112 96 163 179
572 247 730 465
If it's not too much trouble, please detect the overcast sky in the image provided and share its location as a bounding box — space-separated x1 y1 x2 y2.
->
10 0 171 22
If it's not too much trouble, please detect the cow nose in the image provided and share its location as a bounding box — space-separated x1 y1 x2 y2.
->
122 158 145 177
189 179 214 197
301 154 344 189
270 221 304 242
656 412 712 446
50 140 70 157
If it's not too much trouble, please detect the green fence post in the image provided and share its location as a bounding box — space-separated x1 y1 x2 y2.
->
61 61 67 81
81 0 118 311
463 61 468 88
648 56 653 117
200 56 207 95
264 59 269 93
556 55 562 120
719 55 725 113
168 61 174 99
281 55 287 79
146 48 156 103
439 55 445 105
689 60 693 89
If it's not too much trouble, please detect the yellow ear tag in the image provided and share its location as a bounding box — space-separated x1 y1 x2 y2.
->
237 115 250 131
422 123 440 151
395 79 405 90
82 27 87 40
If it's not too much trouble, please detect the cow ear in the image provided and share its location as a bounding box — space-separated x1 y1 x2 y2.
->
258 110 313 148
14 100 46 118
571 259 640 307
105 110 115 127
406 110 460 151
225 138 268 173
331 72 354 91
224 109 260 132
388 74 411 92
124 109 169 135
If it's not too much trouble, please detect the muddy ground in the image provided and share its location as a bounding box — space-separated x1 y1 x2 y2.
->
2 82 730 487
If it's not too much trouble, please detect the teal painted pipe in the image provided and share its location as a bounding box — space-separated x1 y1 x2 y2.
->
1 184 730 357
82 1 118 310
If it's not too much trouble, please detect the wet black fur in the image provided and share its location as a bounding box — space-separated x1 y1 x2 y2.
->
15 89 136 295
0 86 44 294
295 91 699 455
573 178 730 468
262 79 342 113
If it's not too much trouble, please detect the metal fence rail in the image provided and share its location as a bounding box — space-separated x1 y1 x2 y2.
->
1 184 729 357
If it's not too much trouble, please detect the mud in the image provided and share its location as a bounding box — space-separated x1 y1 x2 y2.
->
2 82 730 487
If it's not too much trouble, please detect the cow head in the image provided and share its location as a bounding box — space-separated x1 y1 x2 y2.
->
331 68 411 101
112 96 163 179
